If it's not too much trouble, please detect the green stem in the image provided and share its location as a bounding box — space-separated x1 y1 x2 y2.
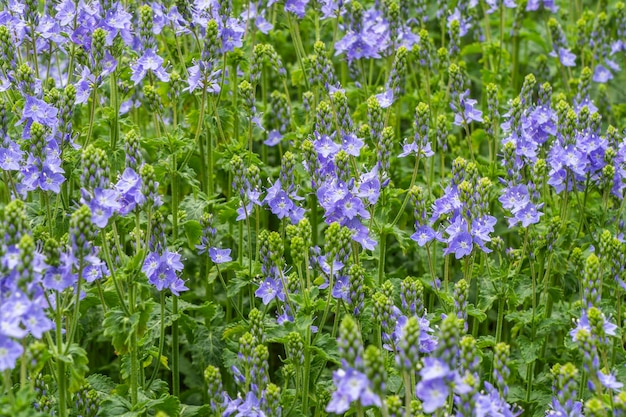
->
85 88 98 147
172 296 180 396
147 291 167 390
54 289 67 417
3 370 14 405
390 155 421 228
403 372 412 417
64 258 84 355
378 232 386 286
110 71 119 150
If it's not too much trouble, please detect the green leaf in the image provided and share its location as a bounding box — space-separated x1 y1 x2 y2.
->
181 405 212 417
144 394 180 416
467 304 487 322
67 343 90 392
103 307 140 355
86 373 116 396
100 395 135 417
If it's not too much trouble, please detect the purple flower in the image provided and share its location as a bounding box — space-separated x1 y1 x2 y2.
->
264 129 283 146
314 133 341 159
285 0 309 18
593 64 613 83
87 188 122 228
185 63 221 94
141 250 186 294
115 168 145 214
598 371 623 391
268 190 294 219
332 275 350 301
22 307 53 339
411 225 437 246
42 266 75 291
0 142 23 171
209 247 232 264
326 368 381 414
550 48 576 67
22 96 58 127
499 184 530 213
510 203 543 228
342 133 364 157
444 231 473 259
375 89 394 108
130 48 170 84
255 277 284 305
236 392 265 416
453 90 483 126
0 337 23 371
415 377 449 413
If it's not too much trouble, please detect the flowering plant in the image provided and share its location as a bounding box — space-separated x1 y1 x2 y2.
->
1 1 626 416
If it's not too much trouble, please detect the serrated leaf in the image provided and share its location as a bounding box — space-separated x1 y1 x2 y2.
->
100 395 135 417
181 405 212 417
144 394 180 416
67 344 90 392
467 304 487 322
103 307 141 355
86 373 116 395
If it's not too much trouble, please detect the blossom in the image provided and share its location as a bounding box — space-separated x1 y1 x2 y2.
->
255 277 284 305
22 96 58 127
0 337 23 371
444 231 474 259
326 368 381 414
209 247 232 264
453 90 483 126
130 48 170 84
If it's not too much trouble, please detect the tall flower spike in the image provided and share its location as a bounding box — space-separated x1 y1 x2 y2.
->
338 315 364 370
388 46 408 98
249 308 265 345
347 264 365 316
397 316 421 373
286 332 304 367
204 365 224 414
69 205 96 259
493 342 511 396
81 145 110 191
436 315 463 367
251 344 269 392
551 363 580 416
364 345 386 395
453 279 469 331
459 335 479 373
401 277 424 316
583 253 601 307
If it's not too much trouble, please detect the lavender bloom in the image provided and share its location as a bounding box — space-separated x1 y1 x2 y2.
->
209 247 232 264
0 337 23 371
255 277 284 305
285 0 310 18
21 96 59 128
141 250 187 295
130 48 170 84
453 90 483 126
326 368 381 414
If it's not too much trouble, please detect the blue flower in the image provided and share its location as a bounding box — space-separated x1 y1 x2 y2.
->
0 337 23 371
285 0 309 18
415 377 449 413
444 231 473 259
209 247 232 264
453 90 483 126
130 48 170 84
326 368 381 414
255 277 284 305
21 96 58 128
